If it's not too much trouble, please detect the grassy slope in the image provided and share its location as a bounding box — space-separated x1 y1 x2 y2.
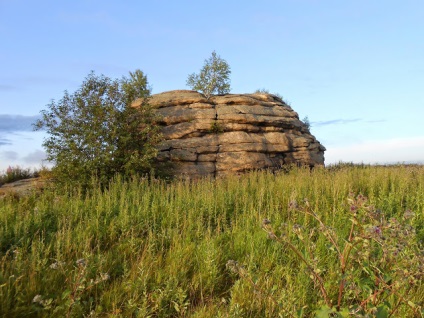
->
0 165 423 317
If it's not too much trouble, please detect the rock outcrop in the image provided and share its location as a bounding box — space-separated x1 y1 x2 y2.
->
132 90 325 178
0 177 47 198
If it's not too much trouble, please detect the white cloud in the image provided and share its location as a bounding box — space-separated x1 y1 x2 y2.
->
325 136 424 164
22 149 47 164
0 131 46 171
0 150 18 161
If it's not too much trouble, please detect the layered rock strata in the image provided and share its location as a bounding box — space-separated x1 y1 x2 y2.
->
132 90 326 178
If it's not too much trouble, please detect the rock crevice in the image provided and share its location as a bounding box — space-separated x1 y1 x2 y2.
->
132 90 326 178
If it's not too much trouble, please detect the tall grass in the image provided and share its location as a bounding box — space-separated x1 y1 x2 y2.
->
0 165 423 317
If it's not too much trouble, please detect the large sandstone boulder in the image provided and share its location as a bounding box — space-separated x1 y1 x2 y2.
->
132 90 326 178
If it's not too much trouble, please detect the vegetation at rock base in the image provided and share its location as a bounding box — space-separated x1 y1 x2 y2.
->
1 164 423 317
34 70 162 190
302 116 311 130
0 166 36 187
187 51 231 99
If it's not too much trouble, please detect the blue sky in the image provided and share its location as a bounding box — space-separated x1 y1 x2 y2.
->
1 0 423 171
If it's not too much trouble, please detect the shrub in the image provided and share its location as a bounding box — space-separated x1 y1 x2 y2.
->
302 116 311 130
254 88 270 94
34 70 162 189
0 166 34 186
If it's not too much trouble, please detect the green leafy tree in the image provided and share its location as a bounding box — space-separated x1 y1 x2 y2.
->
186 50 231 99
34 70 162 188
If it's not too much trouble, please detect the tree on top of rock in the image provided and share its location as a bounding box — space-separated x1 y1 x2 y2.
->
186 51 231 99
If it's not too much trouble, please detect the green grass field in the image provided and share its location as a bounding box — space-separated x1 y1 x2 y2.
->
1 165 423 317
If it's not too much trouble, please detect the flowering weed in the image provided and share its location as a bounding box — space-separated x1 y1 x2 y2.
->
260 193 424 316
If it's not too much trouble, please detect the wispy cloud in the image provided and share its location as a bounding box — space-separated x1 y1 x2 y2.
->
0 138 12 146
312 118 362 127
312 118 387 127
0 115 40 133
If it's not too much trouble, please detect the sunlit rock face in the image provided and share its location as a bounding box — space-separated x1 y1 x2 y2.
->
133 90 325 178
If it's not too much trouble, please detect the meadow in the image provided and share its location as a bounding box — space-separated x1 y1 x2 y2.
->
0 165 423 317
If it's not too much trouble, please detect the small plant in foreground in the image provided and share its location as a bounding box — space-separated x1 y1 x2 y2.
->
226 260 296 317
32 258 110 317
256 193 423 317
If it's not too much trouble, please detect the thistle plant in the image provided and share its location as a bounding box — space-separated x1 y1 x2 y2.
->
259 193 424 317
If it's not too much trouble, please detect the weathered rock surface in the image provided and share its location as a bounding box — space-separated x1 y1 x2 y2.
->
0 177 47 198
133 90 326 178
